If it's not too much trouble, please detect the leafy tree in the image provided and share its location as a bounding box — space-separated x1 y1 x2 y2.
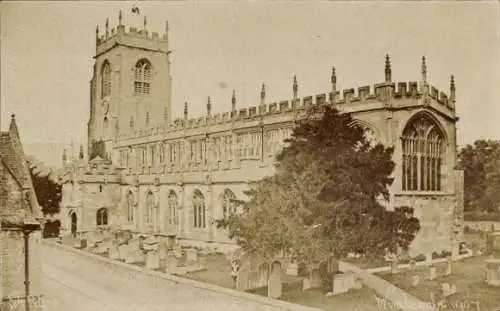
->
27 159 62 216
458 140 500 213
217 105 420 273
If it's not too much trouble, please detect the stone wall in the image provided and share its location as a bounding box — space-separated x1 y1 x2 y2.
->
464 221 500 232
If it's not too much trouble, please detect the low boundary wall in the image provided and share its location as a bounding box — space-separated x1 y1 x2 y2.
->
339 261 433 311
42 239 324 311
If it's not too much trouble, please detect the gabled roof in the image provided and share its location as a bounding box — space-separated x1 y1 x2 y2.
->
0 115 42 219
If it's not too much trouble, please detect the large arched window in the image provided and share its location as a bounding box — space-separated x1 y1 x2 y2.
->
101 61 111 98
401 114 445 191
192 190 206 228
221 189 237 219
96 208 108 226
126 191 135 222
134 59 152 95
145 190 155 224
168 191 178 225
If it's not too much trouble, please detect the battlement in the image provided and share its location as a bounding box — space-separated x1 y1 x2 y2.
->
115 78 455 142
95 13 169 56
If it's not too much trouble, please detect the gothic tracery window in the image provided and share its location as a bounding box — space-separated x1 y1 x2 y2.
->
168 191 178 225
401 114 444 192
221 189 237 219
101 61 111 98
134 59 152 95
192 190 206 228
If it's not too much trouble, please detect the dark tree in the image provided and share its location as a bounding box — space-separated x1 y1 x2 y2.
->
217 105 420 270
458 140 500 213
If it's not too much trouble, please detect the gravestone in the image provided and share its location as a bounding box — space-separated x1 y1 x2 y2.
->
411 275 420 287
268 262 282 299
450 284 457 295
158 240 168 270
118 244 128 261
444 256 452 276
442 283 450 297
429 266 437 281
236 268 250 291
308 269 322 289
143 237 160 270
286 262 299 276
485 258 500 287
425 253 433 266
332 273 349 295
257 263 269 288
408 260 417 272
186 248 198 264
165 253 179 274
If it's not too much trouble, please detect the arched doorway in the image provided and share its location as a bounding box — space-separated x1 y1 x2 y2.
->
71 212 77 237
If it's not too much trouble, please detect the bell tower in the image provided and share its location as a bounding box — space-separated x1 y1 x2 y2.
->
87 11 172 162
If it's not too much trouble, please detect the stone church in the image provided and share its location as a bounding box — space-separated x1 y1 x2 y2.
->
60 12 464 257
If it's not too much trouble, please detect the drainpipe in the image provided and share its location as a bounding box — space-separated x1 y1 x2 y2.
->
21 222 40 311
23 231 30 311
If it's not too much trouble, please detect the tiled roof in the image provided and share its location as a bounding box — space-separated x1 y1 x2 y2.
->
0 115 42 219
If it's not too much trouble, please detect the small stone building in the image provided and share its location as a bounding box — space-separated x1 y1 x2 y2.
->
0 115 44 311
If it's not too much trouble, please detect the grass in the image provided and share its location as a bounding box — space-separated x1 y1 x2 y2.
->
377 255 499 311
184 253 386 311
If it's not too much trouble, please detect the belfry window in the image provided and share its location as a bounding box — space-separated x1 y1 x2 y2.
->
401 114 445 192
101 61 111 98
134 59 152 95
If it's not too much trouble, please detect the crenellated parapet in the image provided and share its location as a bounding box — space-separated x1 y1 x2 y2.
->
114 55 457 146
95 11 169 57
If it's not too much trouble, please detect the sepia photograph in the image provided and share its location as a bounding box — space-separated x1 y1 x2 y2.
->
0 1 499 310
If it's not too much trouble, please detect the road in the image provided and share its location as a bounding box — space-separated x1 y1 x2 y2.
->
40 243 318 311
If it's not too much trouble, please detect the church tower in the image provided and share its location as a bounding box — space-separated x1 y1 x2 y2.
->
87 11 172 162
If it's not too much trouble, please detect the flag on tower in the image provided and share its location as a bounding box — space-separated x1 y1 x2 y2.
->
132 6 141 15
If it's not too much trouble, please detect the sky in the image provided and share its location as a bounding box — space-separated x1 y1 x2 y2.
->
1 1 499 166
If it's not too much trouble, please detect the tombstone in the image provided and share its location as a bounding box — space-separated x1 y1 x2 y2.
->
268 261 282 299
444 256 452 276
236 268 250 291
426 253 433 266
80 238 88 249
332 273 348 295
442 283 451 297
158 241 169 270
484 258 500 286
118 244 128 261
408 260 417 272
390 258 399 274
165 253 179 274
309 268 322 289
186 248 198 264
429 266 437 281
286 262 299 276
345 270 362 290
143 237 160 270
411 275 420 287
257 263 270 288
450 284 457 295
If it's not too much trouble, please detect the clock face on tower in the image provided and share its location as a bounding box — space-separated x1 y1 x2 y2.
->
101 97 110 115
